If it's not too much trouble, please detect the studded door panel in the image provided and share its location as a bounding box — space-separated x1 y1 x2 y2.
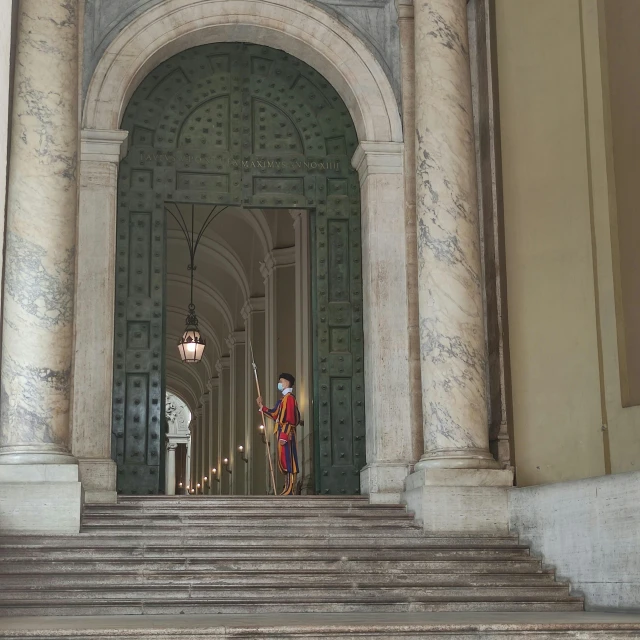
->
115 43 365 494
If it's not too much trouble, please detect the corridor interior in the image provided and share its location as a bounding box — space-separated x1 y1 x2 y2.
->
163 205 312 496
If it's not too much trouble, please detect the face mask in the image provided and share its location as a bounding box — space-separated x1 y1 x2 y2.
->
277 382 284 392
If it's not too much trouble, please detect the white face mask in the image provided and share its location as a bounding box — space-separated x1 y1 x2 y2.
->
277 382 284 392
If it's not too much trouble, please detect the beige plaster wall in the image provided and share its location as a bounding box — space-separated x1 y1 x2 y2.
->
494 0 640 486
602 0 640 409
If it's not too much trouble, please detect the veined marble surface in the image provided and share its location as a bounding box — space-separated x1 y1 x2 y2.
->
414 0 493 463
0 0 79 459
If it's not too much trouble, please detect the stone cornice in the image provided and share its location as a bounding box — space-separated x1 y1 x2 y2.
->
215 356 231 373
225 330 246 350
81 129 129 163
241 297 266 320
260 247 296 281
395 0 414 20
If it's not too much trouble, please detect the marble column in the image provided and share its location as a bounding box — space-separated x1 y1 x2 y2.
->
351 142 414 504
403 0 512 532
396 0 424 466
165 442 177 495
73 129 128 504
0 0 82 533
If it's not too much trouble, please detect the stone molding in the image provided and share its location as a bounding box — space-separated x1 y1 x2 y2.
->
225 330 246 350
351 141 404 185
215 356 231 373
241 297 266 321
260 247 296 282
207 376 220 392
395 0 414 21
81 129 128 163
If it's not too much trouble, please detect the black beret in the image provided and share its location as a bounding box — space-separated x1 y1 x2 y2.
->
279 372 295 386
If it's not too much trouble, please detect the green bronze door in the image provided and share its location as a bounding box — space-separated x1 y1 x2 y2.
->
114 43 365 494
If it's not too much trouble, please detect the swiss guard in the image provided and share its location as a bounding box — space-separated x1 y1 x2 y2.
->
256 373 300 495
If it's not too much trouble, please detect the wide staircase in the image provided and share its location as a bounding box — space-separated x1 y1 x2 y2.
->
0 496 583 616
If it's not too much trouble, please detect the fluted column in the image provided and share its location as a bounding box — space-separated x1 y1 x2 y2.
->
0 0 82 533
403 0 512 532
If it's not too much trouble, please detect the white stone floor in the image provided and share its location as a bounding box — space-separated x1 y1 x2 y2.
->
1 612 640 636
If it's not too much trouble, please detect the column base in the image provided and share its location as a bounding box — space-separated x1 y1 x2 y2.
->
402 467 514 533
414 448 503 471
0 464 82 534
361 462 412 504
78 458 117 504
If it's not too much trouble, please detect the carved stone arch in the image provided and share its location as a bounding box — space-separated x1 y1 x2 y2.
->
166 376 199 414
78 0 413 502
83 0 402 143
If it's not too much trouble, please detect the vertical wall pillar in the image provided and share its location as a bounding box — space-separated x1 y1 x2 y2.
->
396 0 424 465
227 332 247 494
207 378 219 495
73 130 128 504
216 357 231 495
260 248 296 490
291 212 314 493
242 298 266 495
199 391 209 494
403 0 512 532
186 421 193 493
352 142 414 504
193 405 203 493
165 442 177 495
0 0 82 533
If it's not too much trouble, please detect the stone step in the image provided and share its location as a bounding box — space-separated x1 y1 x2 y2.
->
113 497 371 508
0 533 524 546
0 558 545 574
0 585 574 603
0 546 531 561
0 612 635 640
0 600 585 617
84 505 411 517
0 571 559 588
80 517 418 529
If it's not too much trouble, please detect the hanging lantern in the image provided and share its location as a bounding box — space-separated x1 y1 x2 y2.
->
166 203 229 366
178 303 206 363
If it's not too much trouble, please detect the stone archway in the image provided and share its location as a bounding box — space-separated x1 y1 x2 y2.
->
73 0 414 504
